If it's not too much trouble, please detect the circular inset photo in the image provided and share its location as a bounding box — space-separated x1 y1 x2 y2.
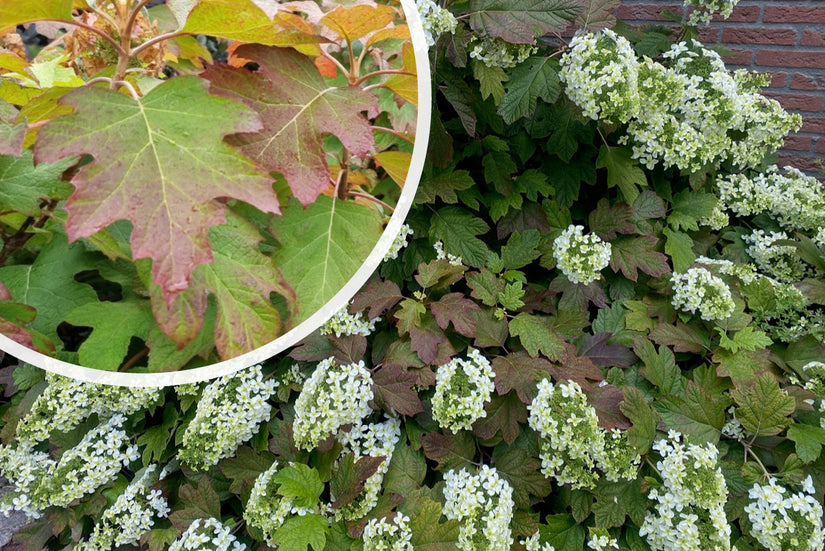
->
0 0 430 383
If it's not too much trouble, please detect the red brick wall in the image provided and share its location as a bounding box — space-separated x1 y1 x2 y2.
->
617 0 825 173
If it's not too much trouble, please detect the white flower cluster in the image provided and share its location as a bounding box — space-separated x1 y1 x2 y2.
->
698 204 729 231
720 407 745 440
562 32 800 172
321 304 379 338
362 512 414 551
0 444 54 518
685 0 740 25
432 349 495 433
293 357 374 450
745 477 824 551
415 0 457 47
39 414 139 509
587 528 619 551
717 166 825 232
385 224 413 261
470 36 536 69
639 432 731 551
816 227 825 248
803 361 825 429
243 461 315 546
552 225 611 285
671 267 735 321
75 466 170 551
443 466 514 551
743 229 807 283
560 30 640 125
15 372 160 445
179 365 276 471
434 240 462 266
169 518 246 551
528 379 639 489
521 532 555 551
336 417 401 520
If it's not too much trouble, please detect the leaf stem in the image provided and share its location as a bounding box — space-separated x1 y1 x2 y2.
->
132 31 187 57
38 19 127 57
370 125 414 145
87 5 120 31
354 69 415 86
120 347 150 372
348 191 394 213
320 50 350 80
127 0 155 35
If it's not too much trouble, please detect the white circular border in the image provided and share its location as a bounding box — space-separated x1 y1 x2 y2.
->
0 0 431 387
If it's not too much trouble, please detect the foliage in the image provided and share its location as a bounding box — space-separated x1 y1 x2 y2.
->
2 0 825 550
0 0 416 371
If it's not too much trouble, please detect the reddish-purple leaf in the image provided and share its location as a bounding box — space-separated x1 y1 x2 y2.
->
410 315 451 365
204 45 377 206
588 198 634 240
587 384 631 429
578 333 636 368
430 293 480 337
473 391 527 444
34 77 278 300
328 334 368 365
493 351 554 403
609 235 670 282
350 279 403 320
548 343 604 389
373 364 425 416
421 431 476 471
649 322 710 354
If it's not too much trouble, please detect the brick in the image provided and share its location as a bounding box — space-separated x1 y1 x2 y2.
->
756 50 825 69
783 135 813 151
698 27 720 43
778 153 823 173
722 27 797 46
801 29 825 47
768 72 789 88
764 92 824 111
722 48 754 65
815 139 825 154
790 73 825 91
717 5 761 23
802 117 825 133
764 6 825 23
617 4 682 21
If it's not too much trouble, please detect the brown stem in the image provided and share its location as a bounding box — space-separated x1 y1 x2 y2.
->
319 49 350 80
131 31 187 57
0 200 58 266
354 69 415 86
120 347 150 372
38 19 127 56
87 5 120 30
126 0 155 37
370 125 414 145
348 191 394 213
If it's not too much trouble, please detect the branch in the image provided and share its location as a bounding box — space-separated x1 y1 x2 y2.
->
131 31 187 56
38 19 127 56
355 69 415 86
370 125 414 145
120 347 150 372
126 0 156 38
348 190 394 213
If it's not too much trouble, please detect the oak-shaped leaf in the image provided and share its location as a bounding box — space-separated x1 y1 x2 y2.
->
409 498 461 551
330 453 385 509
0 152 74 217
169 479 221 531
272 196 383 324
493 448 551 508
430 293 480 337
466 0 582 44
320 4 396 42
373 364 424 416
35 77 279 300
350 279 402 320
609 235 670 282
421 431 475 472
473 391 526 444
148 210 295 360
493 351 554 403
0 0 73 32
733 373 795 437
205 45 377 206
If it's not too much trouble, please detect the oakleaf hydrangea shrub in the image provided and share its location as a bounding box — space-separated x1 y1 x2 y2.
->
1 0 825 550
179 364 276 471
443 466 515 551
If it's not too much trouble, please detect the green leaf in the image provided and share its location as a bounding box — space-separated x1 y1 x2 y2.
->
467 269 505 307
733 374 795 437
0 234 99 344
494 447 551 507
429 206 491 267
273 463 324 508
330 453 385 508
588 199 634 241
713 348 772 383
539 99 593 162
609 235 670 282
12 364 44 391
415 168 476 205
35 77 279 300
204 45 375 206
0 99 24 156
421 431 475 471
274 514 329 551
655 381 727 444
716 326 773 355
662 227 694 273
169 479 221 530
499 56 560 124
467 0 582 43
538 514 586 551
409 498 460 551
620 386 658 454
596 145 646 204
592 477 647 528
501 230 542 270
0 0 73 31
787 423 825 463
668 190 717 232
64 300 154 371
384 436 427 496
219 447 276 494
472 60 507 104
483 151 517 196
633 339 684 397
509 313 565 361
273 195 383 323
0 152 74 216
